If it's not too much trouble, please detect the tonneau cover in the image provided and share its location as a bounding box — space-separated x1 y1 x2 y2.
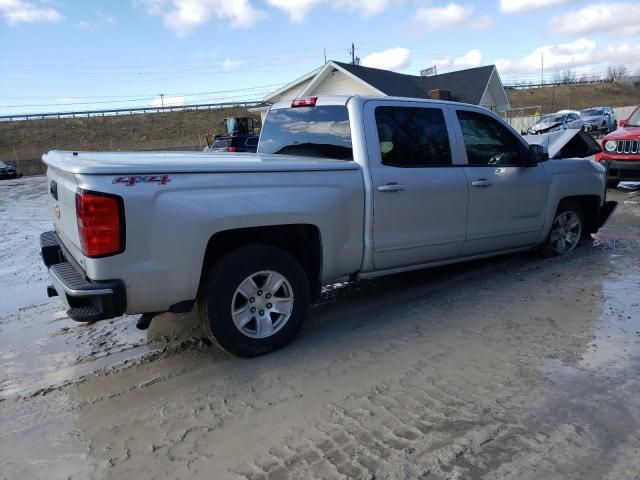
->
42 150 360 175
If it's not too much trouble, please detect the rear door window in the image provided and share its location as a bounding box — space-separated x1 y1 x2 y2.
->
258 106 352 160
374 106 452 167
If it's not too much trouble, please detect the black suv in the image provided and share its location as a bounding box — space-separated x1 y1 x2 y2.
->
210 135 259 153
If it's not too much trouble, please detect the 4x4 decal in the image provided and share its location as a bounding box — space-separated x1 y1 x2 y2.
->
112 175 171 186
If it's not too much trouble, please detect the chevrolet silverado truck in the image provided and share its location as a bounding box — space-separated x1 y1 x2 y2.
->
596 104 640 187
41 95 616 357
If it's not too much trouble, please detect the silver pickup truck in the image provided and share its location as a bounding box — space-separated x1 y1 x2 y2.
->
41 95 616 356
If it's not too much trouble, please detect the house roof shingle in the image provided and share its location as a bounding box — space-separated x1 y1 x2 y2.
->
333 61 496 104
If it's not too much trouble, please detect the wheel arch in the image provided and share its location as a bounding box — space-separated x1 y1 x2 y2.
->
199 224 323 302
555 194 602 234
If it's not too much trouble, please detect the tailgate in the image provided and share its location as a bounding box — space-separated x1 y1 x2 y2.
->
46 165 85 267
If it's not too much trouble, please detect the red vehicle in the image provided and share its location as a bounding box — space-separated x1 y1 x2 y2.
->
596 105 640 187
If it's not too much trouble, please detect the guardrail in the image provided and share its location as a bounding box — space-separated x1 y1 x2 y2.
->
0 101 265 122
504 79 608 90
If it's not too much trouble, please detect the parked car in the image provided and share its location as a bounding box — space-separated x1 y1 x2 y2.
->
208 135 259 153
580 106 617 135
596 104 640 187
40 95 615 357
525 112 584 135
0 161 19 179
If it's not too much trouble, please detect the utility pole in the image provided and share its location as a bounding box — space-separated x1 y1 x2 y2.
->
324 48 327 64
350 43 356 65
540 52 544 86
160 93 165 108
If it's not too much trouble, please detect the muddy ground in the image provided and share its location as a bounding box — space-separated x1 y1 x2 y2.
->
1 176 640 480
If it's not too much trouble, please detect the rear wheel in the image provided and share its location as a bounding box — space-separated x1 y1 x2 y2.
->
198 245 310 357
537 201 584 258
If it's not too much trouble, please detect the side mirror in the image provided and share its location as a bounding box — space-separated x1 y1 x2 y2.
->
619 119 627 127
526 144 548 166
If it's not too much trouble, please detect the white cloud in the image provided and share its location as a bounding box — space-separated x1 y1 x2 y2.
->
139 0 265 36
265 0 320 23
414 3 491 30
77 10 115 29
550 3 640 37
433 49 484 71
361 47 411 71
494 38 640 78
265 0 392 23
471 15 493 29
221 58 242 71
500 0 580 13
331 0 391 17
150 95 185 108
0 0 63 25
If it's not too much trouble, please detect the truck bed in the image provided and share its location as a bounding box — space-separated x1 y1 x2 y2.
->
42 150 360 175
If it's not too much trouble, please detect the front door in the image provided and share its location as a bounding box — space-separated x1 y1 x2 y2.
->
364 102 469 270
454 108 548 256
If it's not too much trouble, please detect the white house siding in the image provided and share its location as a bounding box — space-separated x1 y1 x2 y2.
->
480 87 497 110
271 77 314 102
311 71 378 96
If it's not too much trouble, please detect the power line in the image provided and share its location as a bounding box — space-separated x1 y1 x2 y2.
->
0 83 280 108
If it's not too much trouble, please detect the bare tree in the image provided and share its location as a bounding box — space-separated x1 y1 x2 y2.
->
553 69 577 84
606 65 627 82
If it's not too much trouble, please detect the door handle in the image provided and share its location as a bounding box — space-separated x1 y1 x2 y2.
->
377 183 405 192
471 179 492 188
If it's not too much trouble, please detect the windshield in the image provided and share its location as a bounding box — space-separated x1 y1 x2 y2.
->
581 108 603 117
537 114 565 125
258 105 352 160
211 138 232 148
627 107 640 127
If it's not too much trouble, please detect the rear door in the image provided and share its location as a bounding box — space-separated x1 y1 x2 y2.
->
452 108 548 256
363 101 469 270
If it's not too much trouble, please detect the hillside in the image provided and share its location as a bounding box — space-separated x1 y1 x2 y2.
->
507 82 640 114
0 106 258 168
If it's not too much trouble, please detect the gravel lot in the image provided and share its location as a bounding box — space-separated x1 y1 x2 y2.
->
1 176 639 480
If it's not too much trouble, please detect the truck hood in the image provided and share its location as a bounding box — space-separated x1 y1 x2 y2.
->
604 125 640 141
42 150 360 175
523 129 601 159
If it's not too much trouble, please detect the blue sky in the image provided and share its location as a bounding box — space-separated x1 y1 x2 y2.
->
1 0 639 114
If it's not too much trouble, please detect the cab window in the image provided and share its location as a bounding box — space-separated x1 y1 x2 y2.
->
374 106 452 167
456 110 524 166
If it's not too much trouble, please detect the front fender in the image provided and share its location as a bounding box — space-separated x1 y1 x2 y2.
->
538 160 606 241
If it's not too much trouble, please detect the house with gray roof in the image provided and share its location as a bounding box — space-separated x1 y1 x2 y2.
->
253 61 510 122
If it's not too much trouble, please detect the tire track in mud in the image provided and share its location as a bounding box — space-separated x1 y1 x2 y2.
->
232 361 516 480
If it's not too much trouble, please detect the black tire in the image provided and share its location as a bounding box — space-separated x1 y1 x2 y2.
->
536 200 585 258
607 179 619 189
198 245 310 357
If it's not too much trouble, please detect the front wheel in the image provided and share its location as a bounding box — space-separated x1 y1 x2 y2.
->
198 245 310 357
537 201 584 258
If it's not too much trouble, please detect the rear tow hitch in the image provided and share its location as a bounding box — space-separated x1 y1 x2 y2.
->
136 312 160 330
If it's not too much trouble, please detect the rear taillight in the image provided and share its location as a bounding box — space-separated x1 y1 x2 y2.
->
291 96 317 108
76 190 125 258
227 146 238 152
